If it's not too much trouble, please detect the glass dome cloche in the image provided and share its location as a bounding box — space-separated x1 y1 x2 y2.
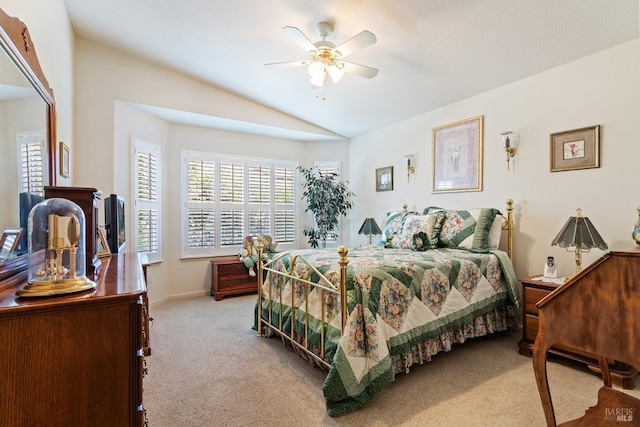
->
16 198 96 297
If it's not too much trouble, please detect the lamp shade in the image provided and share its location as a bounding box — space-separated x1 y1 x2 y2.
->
551 212 608 251
358 218 382 245
358 218 382 236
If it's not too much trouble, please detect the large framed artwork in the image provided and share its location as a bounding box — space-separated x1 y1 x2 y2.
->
432 116 483 193
376 166 393 192
550 125 600 172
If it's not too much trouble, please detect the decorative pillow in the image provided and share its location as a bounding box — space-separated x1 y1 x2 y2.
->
424 206 501 252
388 212 445 250
381 209 417 246
487 214 504 249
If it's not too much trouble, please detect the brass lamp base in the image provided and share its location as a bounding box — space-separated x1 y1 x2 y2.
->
16 276 97 298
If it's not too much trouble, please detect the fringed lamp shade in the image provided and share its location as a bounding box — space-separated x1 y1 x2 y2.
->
358 218 382 245
551 208 608 274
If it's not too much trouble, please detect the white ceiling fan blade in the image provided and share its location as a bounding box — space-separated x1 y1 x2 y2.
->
338 61 379 79
265 60 310 69
333 30 376 58
282 26 319 54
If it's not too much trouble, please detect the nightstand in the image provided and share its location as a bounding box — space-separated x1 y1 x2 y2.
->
519 275 638 389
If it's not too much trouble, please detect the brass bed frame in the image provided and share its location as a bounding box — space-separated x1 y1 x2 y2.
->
256 199 515 369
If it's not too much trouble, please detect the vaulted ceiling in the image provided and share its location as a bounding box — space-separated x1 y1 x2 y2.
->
63 0 639 141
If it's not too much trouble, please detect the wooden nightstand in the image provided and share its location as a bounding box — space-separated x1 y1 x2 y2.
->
210 257 258 301
519 275 638 389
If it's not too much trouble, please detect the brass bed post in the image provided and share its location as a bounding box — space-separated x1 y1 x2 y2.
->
502 199 515 260
256 240 264 337
338 246 349 333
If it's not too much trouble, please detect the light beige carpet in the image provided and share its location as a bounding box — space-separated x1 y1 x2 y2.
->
143 295 639 426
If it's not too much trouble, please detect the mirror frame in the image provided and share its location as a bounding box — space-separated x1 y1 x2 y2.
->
0 7 56 283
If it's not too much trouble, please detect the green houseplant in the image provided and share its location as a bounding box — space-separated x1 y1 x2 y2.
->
299 166 355 249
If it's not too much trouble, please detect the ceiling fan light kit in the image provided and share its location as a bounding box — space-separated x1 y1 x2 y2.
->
266 21 378 90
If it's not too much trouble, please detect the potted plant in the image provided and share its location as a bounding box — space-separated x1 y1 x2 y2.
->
299 166 355 249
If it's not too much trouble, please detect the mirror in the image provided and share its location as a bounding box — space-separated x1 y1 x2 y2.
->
0 8 56 279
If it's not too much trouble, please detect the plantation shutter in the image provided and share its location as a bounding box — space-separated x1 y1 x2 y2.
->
219 159 244 246
273 165 295 243
248 163 271 238
17 130 46 196
134 138 161 260
186 159 216 249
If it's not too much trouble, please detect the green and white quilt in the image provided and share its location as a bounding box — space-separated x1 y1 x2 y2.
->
257 246 520 417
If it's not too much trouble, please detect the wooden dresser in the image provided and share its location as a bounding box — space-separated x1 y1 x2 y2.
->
210 257 258 300
532 250 640 426
519 275 638 389
0 253 149 427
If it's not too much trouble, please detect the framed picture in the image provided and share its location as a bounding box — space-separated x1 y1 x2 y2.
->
0 227 24 262
59 141 70 178
376 166 393 192
432 116 483 193
550 125 600 172
97 226 111 258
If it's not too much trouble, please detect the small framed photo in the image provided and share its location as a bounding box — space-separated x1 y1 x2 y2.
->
97 226 111 258
59 141 70 178
376 166 393 192
550 125 600 172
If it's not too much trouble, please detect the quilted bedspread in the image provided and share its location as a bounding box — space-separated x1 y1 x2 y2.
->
257 246 520 416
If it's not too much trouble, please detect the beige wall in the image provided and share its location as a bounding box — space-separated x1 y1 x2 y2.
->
348 39 640 281
74 38 348 303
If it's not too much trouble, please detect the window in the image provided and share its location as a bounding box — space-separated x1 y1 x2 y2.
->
17 130 46 196
182 151 297 258
132 138 161 262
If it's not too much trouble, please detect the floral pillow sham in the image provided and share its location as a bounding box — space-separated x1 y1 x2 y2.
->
387 211 445 250
423 207 502 252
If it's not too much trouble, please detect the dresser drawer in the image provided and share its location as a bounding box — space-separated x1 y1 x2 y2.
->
525 313 540 342
218 275 256 291
217 261 250 278
525 287 550 315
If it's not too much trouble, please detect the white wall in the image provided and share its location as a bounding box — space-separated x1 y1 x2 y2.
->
348 39 640 280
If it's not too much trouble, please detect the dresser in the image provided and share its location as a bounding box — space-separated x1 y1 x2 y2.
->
210 257 258 300
531 251 640 426
0 253 149 427
520 274 638 389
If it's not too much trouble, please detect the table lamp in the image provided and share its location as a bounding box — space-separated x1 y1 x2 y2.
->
358 218 382 245
551 208 608 274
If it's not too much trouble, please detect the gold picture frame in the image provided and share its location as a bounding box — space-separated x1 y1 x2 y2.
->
59 141 70 178
376 166 393 192
432 116 483 193
0 227 24 262
97 226 111 258
550 125 600 172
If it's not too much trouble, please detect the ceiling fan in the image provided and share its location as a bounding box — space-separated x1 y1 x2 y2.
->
265 21 378 88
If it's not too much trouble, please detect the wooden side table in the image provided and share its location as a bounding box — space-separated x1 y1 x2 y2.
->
519 275 638 389
210 257 258 301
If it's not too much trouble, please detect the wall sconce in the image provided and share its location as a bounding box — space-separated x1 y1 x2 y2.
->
405 154 415 182
501 131 518 171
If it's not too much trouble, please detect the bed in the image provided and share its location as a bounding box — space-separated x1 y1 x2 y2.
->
255 199 520 416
